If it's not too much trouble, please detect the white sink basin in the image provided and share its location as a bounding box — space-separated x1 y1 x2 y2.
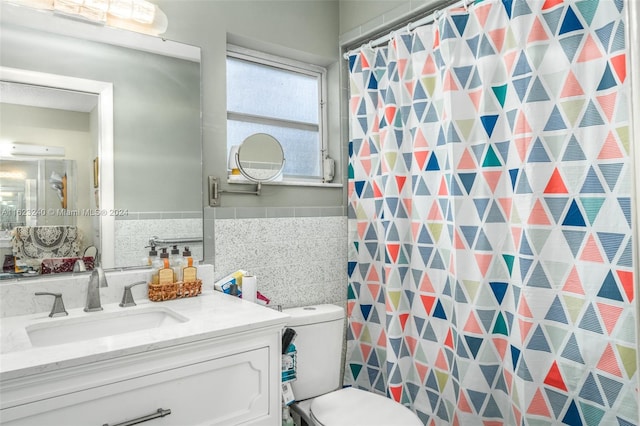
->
26 307 189 347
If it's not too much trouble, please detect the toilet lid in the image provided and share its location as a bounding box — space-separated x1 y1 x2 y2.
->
310 387 422 426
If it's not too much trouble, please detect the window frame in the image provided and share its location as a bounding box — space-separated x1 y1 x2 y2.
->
226 44 328 183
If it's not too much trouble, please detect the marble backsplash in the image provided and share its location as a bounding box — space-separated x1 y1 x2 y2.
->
0 264 214 318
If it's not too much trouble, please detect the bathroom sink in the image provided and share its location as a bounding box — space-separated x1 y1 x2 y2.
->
26 307 189 347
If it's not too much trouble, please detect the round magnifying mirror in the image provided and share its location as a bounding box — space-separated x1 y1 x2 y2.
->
236 133 285 182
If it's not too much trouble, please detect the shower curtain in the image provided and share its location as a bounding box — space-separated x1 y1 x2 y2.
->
345 0 637 424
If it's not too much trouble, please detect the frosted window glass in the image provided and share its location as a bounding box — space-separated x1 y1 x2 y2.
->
228 119 321 178
227 57 319 124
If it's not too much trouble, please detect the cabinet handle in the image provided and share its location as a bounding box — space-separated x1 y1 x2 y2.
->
103 408 171 426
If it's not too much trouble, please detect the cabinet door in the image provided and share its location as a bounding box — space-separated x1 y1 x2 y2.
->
2 347 273 426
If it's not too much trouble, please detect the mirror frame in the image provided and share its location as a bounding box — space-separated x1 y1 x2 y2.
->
0 66 116 267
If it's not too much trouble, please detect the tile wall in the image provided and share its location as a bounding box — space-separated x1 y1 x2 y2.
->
206 206 348 309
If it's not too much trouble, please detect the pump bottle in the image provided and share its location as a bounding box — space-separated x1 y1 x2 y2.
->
143 243 158 267
151 248 171 284
181 246 198 282
169 245 181 281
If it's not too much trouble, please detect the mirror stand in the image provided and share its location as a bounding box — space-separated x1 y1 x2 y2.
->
208 176 261 207
210 133 285 207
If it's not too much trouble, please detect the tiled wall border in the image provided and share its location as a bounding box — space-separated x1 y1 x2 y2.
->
205 206 346 220
114 211 203 220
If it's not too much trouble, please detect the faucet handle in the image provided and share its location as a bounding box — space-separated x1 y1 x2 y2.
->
119 281 147 308
35 292 69 318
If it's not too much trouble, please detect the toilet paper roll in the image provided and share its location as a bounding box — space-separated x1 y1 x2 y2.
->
242 275 257 303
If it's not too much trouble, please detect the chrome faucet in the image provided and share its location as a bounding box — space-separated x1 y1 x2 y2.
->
119 281 147 307
85 266 108 312
35 292 68 317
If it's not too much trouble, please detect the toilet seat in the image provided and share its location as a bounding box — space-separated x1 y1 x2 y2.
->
309 387 422 426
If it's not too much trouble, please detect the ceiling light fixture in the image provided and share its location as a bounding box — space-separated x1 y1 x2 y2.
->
3 0 167 35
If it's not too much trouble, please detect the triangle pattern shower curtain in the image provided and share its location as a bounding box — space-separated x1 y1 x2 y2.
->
345 0 637 424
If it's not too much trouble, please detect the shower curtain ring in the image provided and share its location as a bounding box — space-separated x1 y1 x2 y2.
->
434 9 442 20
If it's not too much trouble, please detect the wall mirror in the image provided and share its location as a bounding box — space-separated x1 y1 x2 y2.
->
0 4 203 279
236 134 285 182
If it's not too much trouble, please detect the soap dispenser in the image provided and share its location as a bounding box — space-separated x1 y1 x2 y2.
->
181 246 198 283
143 243 158 266
151 247 171 284
170 245 181 281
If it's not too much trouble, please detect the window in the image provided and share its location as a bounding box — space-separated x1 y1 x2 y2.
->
226 45 327 181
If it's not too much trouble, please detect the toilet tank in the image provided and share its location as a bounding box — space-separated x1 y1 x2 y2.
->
284 304 345 401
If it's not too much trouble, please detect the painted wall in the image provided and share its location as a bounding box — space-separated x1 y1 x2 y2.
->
339 0 408 35
338 0 448 47
157 0 344 210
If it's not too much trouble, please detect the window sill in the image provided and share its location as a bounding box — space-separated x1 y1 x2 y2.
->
227 176 342 188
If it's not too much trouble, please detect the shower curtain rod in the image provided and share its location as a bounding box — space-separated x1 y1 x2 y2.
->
342 0 473 60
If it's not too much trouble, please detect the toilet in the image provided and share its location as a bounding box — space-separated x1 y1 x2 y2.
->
284 304 422 426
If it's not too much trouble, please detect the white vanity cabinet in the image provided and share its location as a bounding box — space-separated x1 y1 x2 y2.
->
0 293 288 426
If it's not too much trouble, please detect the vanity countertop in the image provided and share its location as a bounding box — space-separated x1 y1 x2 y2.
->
0 291 289 381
